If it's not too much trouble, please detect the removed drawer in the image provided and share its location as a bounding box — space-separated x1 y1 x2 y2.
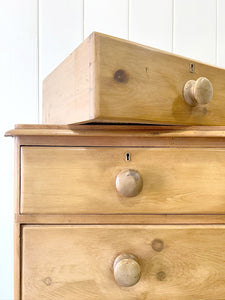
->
22 225 225 300
43 32 225 125
21 147 225 214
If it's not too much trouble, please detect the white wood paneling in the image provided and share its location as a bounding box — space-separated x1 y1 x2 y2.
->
217 0 225 68
84 0 128 39
0 0 38 127
174 0 217 64
39 0 83 80
0 0 38 298
129 0 173 51
39 0 83 122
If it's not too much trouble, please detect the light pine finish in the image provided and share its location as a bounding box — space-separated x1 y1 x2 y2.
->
22 225 225 299
14 138 21 300
9 133 225 149
15 214 225 225
6 124 225 299
21 146 225 214
5 124 225 138
43 33 96 124
43 32 225 125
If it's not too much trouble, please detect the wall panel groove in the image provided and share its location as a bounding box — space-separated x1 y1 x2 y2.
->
84 0 129 39
217 0 225 68
129 0 173 52
173 0 217 65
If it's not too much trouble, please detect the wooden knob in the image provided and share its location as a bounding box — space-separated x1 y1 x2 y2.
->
113 254 141 287
183 77 213 106
115 169 143 197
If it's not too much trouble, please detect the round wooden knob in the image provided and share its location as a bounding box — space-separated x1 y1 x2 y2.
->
183 77 213 106
115 169 143 197
113 254 141 287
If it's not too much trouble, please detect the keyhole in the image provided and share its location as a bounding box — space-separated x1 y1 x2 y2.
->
125 152 131 161
190 63 195 73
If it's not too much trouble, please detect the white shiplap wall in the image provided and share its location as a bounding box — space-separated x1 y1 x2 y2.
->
0 0 38 299
1 0 225 298
129 0 173 52
218 0 225 67
174 0 217 64
84 0 129 39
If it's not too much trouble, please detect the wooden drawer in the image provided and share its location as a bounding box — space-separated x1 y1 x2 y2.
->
43 32 225 126
21 146 225 214
22 225 225 299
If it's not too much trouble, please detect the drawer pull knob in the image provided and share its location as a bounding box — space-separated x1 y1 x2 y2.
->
183 77 213 106
115 169 143 197
113 253 141 287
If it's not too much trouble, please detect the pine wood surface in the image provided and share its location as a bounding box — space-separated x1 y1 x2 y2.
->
5 124 225 138
42 32 225 125
43 34 95 124
14 138 21 300
21 146 225 214
16 214 225 225
5 125 225 299
22 225 225 300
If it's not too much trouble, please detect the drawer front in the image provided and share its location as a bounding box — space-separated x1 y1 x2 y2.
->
21 147 225 214
98 34 225 126
22 225 225 299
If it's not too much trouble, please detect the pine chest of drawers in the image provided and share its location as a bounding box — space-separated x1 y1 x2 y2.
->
6 124 225 300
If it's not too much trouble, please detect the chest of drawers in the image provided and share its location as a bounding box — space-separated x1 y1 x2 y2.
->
6 124 225 299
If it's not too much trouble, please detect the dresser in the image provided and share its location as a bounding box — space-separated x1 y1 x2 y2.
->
6 124 225 300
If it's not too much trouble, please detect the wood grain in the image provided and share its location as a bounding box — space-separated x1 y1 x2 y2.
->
22 225 225 299
5 125 225 150
15 213 225 225
8 125 225 299
14 138 21 300
43 32 96 124
21 146 225 214
43 32 225 125
5 124 225 138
